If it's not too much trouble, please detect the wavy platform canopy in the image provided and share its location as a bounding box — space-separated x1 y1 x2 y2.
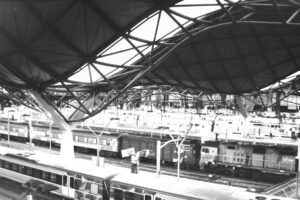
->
0 0 178 88
136 23 300 94
0 0 300 122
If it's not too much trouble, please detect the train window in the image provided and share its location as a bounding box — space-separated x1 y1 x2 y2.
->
0 159 3 167
4 161 10 170
74 136 78 142
18 165 23 173
88 138 97 144
33 169 42 179
155 198 162 200
78 136 86 143
63 175 67 186
56 174 62 185
70 177 75 188
114 188 124 200
21 166 28 175
145 194 152 200
50 173 57 183
27 167 33 176
11 163 18 172
125 191 144 200
42 171 50 182
202 148 209 153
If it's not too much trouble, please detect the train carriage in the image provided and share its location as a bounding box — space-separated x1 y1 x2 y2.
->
0 120 28 142
0 146 123 200
120 134 199 168
0 118 298 182
0 144 295 200
109 171 293 200
0 153 74 198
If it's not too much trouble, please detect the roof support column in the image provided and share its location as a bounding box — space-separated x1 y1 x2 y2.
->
60 129 74 163
28 90 75 162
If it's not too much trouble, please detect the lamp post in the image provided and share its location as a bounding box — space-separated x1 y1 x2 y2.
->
22 114 32 144
156 123 193 180
7 109 15 143
49 119 53 151
87 118 115 166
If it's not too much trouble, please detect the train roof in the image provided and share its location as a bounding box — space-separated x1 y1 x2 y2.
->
111 172 293 200
0 153 66 175
111 172 246 200
0 146 126 180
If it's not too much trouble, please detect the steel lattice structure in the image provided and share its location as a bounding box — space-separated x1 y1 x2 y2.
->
0 0 299 122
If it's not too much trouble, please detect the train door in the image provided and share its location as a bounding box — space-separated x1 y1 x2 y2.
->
225 145 236 164
61 174 75 198
246 154 250 166
71 174 103 200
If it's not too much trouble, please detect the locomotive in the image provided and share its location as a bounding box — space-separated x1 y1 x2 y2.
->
0 119 296 182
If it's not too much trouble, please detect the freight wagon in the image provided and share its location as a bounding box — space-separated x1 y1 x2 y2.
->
120 134 201 168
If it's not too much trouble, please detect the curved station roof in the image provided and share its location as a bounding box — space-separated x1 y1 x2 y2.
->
0 0 178 88
0 0 299 121
136 23 300 94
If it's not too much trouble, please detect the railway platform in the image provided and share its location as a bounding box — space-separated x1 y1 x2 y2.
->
0 143 294 200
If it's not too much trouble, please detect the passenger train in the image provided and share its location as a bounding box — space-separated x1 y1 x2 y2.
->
0 119 296 182
0 146 294 200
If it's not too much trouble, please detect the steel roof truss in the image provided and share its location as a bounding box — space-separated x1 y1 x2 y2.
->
60 81 91 115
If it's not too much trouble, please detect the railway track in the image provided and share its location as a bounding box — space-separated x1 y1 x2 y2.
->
74 150 273 191
101 156 272 190
2 141 273 192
